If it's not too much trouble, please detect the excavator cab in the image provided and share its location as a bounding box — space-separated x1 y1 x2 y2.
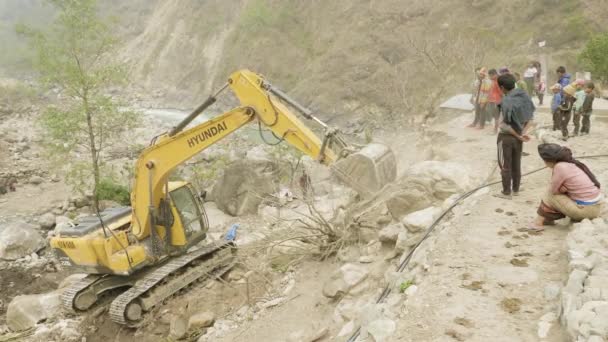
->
164 182 209 247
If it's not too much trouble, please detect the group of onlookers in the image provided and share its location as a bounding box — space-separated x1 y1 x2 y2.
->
467 63 602 232
468 63 543 133
551 66 595 140
470 64 596 140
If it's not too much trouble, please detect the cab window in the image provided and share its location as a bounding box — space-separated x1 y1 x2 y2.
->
170 187 203 236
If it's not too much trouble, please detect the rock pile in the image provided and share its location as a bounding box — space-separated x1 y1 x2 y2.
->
560 218 608 341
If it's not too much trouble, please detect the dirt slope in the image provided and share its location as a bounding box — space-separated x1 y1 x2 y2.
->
118 0 607 117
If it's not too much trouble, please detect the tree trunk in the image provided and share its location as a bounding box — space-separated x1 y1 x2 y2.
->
84 92 100 211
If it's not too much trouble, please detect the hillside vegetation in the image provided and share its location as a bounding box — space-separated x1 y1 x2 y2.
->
117 0 607 121
2 0 607 121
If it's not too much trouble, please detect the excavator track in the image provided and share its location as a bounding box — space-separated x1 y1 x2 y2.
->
109 241 235 326
62 274 103 312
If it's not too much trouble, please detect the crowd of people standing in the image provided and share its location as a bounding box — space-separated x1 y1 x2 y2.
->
467 63 602 231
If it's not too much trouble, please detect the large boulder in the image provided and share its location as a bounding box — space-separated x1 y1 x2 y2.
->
407 161 472 199
0 221 45 260
401 206 441 233
322 263 369 299
384 179 434 219
211 160 277 216
6 291 62 331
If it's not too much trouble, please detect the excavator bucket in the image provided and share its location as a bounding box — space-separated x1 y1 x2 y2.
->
332 143 397 197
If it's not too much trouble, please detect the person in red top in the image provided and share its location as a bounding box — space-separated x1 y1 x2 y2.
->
487 69 503 133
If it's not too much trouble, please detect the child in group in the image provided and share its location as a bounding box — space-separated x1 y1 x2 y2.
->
573 79 587 136
514 72 528 93
580 81 596 135
559 84 577 140
551 84 562 131
536 77 546 105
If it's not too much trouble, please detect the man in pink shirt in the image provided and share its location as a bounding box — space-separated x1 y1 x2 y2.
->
530 144 603 231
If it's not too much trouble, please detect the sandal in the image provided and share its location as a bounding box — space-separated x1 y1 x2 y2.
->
526 223 545 232
493 192 512 200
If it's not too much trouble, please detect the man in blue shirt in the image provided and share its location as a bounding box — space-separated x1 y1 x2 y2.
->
494 74 535 199
556 66 571 95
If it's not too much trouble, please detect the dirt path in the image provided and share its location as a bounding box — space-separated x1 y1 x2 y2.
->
393 169 569 341
393 110 608 342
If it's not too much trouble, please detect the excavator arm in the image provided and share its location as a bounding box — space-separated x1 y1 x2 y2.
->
131 70 346 241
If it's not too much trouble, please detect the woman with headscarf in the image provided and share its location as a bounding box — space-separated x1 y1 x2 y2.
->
530 143 603 231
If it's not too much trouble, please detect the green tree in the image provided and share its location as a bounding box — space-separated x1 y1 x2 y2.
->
17 0 139 209
579 33 608 82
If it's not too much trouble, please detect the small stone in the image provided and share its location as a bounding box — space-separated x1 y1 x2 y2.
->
565 270 588 295
585 276 608 289
308 327 329 341
589 315 608 336
538 321 551 339
188 311 215 330
359 256 374 263
366 318 396 342
338 321 355 337
544 283 561 301
38 213 56 230
170 315 188 339
378 223 402 243
540 312 557 322
260 297 284 309
236 306 249 317
71 195 89 208
29 176 44 185
404 285 418 297
581 288 603 302
570 257 596 272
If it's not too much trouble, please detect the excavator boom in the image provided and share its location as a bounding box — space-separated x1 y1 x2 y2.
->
130 70 347 243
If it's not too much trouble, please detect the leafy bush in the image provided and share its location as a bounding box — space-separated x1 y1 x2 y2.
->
579 33 608 82
97 178 130 205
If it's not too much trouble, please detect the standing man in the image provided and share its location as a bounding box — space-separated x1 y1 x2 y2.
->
495 74 535 199
523 62 538 97
556 66 571 93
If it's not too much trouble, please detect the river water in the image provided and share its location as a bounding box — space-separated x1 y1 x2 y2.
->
140 107 273 143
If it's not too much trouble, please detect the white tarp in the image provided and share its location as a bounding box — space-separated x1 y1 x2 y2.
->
439 94 474 111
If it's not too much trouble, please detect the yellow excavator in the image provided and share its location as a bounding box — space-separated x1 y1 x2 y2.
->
50 69 396 326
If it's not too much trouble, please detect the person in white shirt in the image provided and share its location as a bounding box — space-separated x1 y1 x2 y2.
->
523 63 538 97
